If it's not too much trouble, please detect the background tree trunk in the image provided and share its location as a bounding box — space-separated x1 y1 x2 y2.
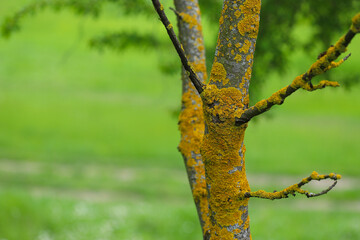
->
174 0 210 237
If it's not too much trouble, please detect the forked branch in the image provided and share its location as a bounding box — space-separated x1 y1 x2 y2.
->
241 171 341 200
151 0 205 94
236 13 360 126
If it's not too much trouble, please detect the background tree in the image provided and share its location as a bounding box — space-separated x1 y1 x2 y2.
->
1 0 360 239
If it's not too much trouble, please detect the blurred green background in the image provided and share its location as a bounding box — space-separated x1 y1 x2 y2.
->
0 1 360 240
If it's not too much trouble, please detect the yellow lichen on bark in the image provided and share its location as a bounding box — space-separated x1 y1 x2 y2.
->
178 91 204 163
175 0 210 235
178 87 210 234
351 13 360 33
210 62 227 84
268 87 287 105
238 40 251 54
219 15 224 25
254 99 267 111
307 36 348 77
180 12 202 31
237 0 261 38
200 84 250 239
290 75 304 88
303 80 340 91
191 59 207 77
234 54 242 62
243 66 253 82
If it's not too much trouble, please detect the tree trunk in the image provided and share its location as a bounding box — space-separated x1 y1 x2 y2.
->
200 0 261 239
174 0 210 237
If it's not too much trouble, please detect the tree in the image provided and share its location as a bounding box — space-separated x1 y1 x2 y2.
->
2 0 360 239
152 0 359 239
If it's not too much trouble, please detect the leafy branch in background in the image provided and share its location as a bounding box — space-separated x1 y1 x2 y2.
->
2 0 359 95
2 0 103 38
1 0 155 39
89 32 160 52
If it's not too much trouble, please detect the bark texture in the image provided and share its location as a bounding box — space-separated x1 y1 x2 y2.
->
174 0 210 237
210 0 260 104
200 0 261 239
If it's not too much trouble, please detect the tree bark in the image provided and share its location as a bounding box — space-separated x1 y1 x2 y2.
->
200 0 261 239
174 0 210 237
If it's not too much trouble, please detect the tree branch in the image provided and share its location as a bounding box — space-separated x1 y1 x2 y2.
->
169 7 182 20
241 171 341 200
236 13 360 126
151 0 205 94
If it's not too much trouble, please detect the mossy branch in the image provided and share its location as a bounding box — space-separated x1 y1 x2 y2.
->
241 171 341 200
236 13 360 126
151 0 205 94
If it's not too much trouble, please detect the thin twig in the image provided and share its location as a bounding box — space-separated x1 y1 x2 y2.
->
169 7 182 20
306 181 337 198
242 171 341 200
151 0 205 94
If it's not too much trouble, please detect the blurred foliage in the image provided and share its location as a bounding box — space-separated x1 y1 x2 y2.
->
90 32 161 52
2 0 102 38
1 0 360 101
1 0 154 38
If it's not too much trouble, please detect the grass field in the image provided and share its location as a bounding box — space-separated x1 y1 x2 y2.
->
0 1 360 239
